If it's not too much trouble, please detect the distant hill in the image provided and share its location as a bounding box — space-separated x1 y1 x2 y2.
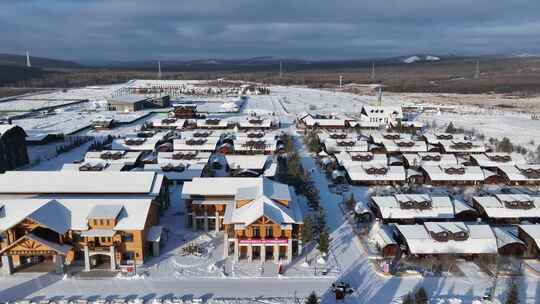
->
0 53 83 69
0 65 53 86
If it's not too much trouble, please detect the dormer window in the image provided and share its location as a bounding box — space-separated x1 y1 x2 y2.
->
396 140 415 147
161 118 176 124
488 154 511 162
186 138 207 146
137 131 154 138
450 141 473 149
383 133 400 140
205 118 221 125
365 166 388 175
337 140 355 147
444 166 466 175
125 138 146 146
436 134 453 140
351 153 373 161
421 154 441 161
193 131 211 138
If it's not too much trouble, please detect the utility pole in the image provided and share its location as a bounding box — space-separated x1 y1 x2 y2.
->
370 61 375 81
377 86 383 107
158 61 162 79
25 50 31 68
474 59 480 79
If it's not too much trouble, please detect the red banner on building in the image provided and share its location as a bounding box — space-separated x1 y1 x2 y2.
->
239 239 288 245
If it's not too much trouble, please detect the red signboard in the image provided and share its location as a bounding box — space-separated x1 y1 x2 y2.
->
238 239 288 245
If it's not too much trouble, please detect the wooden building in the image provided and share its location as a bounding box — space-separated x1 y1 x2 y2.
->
394 222 498 257
0 197 161 275
0 124 29 172
472 194 540 224
182 177 303 263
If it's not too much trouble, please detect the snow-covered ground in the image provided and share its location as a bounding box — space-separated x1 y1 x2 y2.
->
3 82 540 302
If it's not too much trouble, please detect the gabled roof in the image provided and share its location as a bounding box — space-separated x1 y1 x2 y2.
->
0 233 72 255
227 195 296 226
87 205 123 219
0 171 161 195
0 197 153 232
395 222 498 255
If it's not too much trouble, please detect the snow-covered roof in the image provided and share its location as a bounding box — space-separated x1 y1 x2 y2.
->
470 153 527 167
151 118 186 129
139 163 204 181
300 115 346 127
182 177 290 200
345 165 406 182
402 153 458 167
87 204 123 219
371 195 457 220
519 225 540 249
422 165 486 181
379 139 428 153
492 227 524 249
181 130 226 139
84 150 142 166
0 124 20 136
0 197 153 232
497 165 540 182
395 222 498 255
173 137 219 152
111 131 170 151
0 171 163 195
225 195 298 226
473 194 540 218
225 155 271 171
335 151 387 167
263 162 278 178
238 117 273 129
196 118 230 128
324 138 369 153
147 226 163 242
157 151 211 166
233 137 278 153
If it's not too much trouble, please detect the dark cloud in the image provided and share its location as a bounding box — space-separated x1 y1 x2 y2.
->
1 0 540 62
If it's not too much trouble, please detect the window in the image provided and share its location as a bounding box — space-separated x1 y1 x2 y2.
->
252 226 260 238
266 227 273 238
123 251 135 261
121 232 134 242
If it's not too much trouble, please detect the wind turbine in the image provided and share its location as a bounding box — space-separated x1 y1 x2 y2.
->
25 50 31 68
158 61 162 79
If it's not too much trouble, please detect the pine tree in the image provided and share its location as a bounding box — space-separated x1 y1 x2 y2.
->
302 216 314 244
505 281 519 304
414 287 428 304
305 291 319 304
317 228 331 255
403 293 414 304
445 122 457 134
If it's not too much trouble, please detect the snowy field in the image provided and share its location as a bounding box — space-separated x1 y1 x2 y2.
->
3 82 540 303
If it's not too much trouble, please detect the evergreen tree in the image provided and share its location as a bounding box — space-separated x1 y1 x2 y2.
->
505 281 519 304
302 216 314 244
305 291 319 304
403 293 414 304
317 228 331 255
497 137 514 153
445 122 457 134
414 287 428 304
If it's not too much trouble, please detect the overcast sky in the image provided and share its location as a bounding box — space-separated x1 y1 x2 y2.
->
2 0 540 62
